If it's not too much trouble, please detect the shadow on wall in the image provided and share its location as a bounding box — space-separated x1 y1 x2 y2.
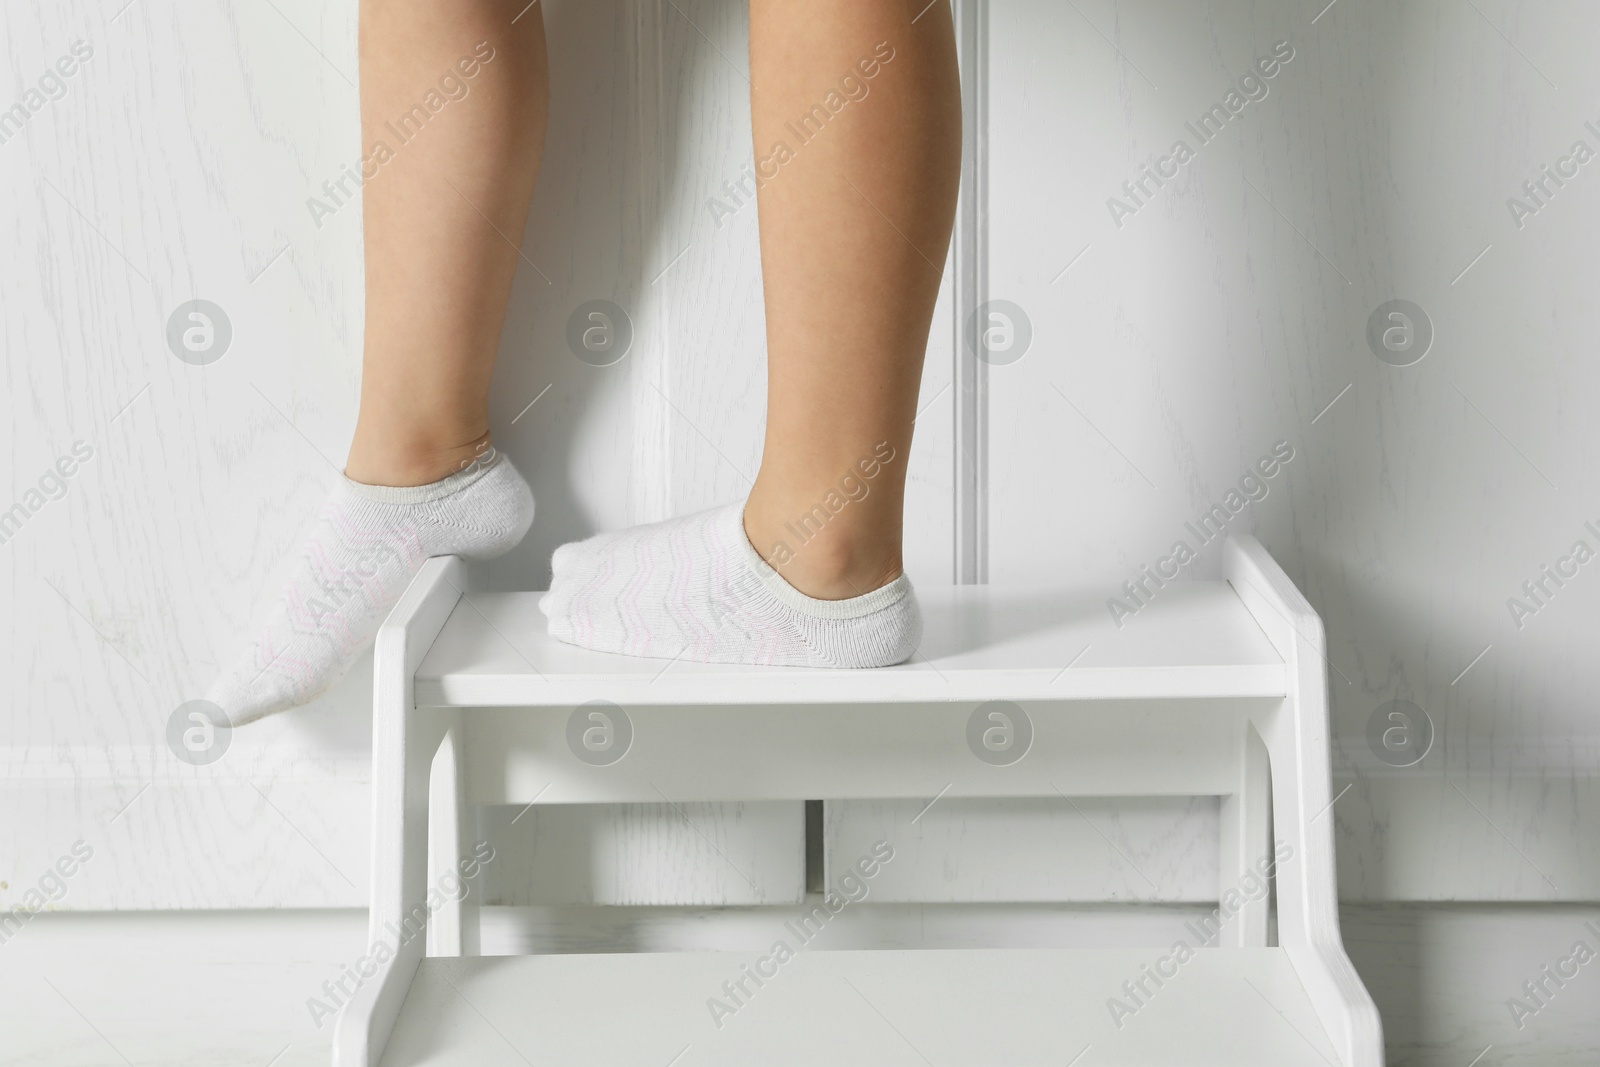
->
474 0 751 594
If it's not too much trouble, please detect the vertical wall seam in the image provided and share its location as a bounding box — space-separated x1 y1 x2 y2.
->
952 0 988 584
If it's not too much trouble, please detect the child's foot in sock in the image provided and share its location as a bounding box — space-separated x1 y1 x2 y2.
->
539 503 920 667
207 452 534 724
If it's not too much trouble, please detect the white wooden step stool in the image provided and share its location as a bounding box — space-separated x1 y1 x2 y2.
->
334 536 1382 1066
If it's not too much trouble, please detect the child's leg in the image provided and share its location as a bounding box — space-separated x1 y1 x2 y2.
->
210 0 547 723
742 0 962 600
347 0 548 487
542 0 960 666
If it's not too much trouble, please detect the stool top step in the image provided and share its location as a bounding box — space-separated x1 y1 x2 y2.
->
412 580 1285 707
382 947 1337 1066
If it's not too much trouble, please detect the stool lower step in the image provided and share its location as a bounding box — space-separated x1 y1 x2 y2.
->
381 947 1338 1066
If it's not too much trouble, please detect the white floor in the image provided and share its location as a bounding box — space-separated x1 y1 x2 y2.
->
0 905 1595 1066
0 910 360 1067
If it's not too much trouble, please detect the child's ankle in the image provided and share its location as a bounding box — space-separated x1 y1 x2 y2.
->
743 503 902 601
345 430 493 487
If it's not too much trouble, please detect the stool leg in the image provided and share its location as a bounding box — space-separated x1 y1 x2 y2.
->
1227 537 1384 1066
1219 720 1272 948
335 693 446 1064
334 557 466 1066
452 715 482 956
426 714 480 956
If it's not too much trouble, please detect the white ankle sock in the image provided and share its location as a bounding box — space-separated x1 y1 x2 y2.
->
207 452 534 724
539 503 920 667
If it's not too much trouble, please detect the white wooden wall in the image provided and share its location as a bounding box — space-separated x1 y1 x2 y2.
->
975 0 1600 901
3 0 1596 911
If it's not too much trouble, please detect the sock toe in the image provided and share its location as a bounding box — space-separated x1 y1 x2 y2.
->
206 663 324 727
209 453 535 724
